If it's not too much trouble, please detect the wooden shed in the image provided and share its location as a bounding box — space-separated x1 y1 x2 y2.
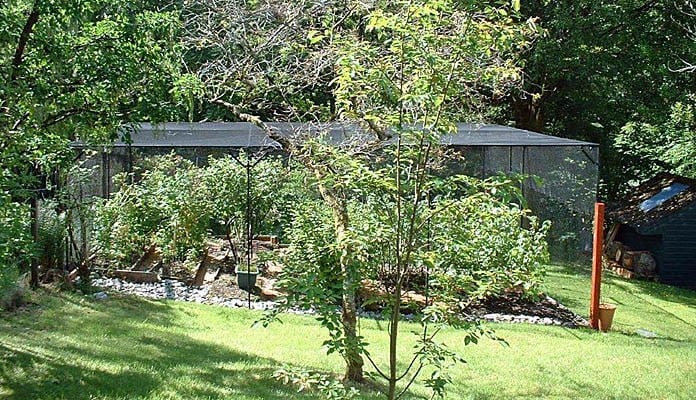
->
607 173 696 290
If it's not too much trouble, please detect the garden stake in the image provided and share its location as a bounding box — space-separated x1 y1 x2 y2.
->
230 148 274 309
246 161 251 309
589 202 605 329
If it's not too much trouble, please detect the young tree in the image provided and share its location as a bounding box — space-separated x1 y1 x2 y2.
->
182 1 538 392
332 1 538 397
183 0 373 382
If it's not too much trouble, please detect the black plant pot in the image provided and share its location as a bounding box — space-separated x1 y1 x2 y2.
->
235 270 258 291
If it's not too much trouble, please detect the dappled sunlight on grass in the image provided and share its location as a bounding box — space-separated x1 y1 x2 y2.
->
1 267 695 399
543 263 696 340
0 293 337 400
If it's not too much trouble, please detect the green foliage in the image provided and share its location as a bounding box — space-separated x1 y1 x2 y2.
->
615 99 696 182
171 73 206 122
0 195 32 305
330 0 542 313
273 366 359 400
512 1 696 196
58 157 103 269
334 0 537 128
428 187 550 303
273 170 549 397
328 0 541 396
235 262 259 274
0 196 33 270
93 154 211 265
274 200 361 356
200 155 247 255
1 0 185 186
36 201 66 271
1 0 186 285
203 154 303 242
182 0 358 121
93 152 300 267
280 201 341 307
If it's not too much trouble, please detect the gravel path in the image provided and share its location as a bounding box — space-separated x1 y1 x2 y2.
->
91 275 588 327
92 276 278 311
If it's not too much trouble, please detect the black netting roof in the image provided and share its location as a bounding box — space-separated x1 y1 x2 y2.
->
72 122 597 148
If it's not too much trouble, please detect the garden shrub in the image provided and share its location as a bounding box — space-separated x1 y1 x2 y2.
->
0 195 33 310
278 174 550 310
202 155 303 250
429 193 550 302
278 200 344 310
92 152 304 269
37 201 67 271
93 154 211 267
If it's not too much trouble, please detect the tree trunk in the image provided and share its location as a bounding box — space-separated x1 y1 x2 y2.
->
331 194 364 383
386 280 402 399
512 94 545 132
29 196 39 288
221 110 365 381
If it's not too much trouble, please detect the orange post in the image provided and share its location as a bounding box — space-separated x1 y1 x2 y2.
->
589 202 605 330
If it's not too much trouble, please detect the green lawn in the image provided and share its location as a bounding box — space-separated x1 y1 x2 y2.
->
1 264 695 399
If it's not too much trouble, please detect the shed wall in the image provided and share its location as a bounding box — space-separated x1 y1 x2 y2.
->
640 202 696 289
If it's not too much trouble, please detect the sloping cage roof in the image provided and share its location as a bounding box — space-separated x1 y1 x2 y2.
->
608 173 696 228
71 122 596 148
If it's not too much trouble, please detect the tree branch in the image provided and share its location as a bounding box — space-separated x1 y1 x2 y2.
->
11 5 40 81
211 98 293 150
363 352 389 380
41 108 100 129
599 0 660 37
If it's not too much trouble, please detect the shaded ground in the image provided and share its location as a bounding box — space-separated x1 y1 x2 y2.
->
207 274 260 302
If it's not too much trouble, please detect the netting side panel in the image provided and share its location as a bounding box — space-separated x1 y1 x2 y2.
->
62 149 127 267
443 147 484 178
107 150 129 196
71 152 103 199
523 146 598 259
483 146 512 177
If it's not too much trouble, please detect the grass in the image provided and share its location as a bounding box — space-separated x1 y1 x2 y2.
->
1 264 695 399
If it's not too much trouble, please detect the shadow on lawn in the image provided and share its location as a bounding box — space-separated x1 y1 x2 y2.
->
606 278 696 334
447 363 657 400
535 365 651 400
547 263 696 307
608 275 696 308
550 262 696 308
0 295 327 400
546 263 696 338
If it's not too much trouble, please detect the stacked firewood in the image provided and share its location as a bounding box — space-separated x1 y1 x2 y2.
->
603 224 657 279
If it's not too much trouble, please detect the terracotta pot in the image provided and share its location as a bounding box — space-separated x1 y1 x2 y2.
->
598 303 617 332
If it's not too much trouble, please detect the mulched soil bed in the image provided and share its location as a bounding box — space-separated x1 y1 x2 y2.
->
207 274 260 302
465 292 588 327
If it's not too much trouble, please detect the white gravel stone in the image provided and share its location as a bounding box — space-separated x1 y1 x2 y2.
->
90 275 586 327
